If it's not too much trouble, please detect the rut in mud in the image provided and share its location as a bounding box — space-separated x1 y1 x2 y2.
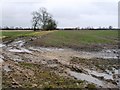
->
1 38 120 88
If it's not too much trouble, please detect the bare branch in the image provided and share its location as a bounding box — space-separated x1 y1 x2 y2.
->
31 7 57 31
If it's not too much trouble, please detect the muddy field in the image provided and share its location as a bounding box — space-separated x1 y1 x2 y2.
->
0 30 120 89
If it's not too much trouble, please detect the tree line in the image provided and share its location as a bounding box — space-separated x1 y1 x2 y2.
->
0 27 120 31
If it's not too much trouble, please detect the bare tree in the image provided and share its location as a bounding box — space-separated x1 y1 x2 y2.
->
32 11 40 30
32 7 57 31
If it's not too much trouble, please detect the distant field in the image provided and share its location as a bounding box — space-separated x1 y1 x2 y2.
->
31 30 118 47
0 30 119 50
0 30 54 39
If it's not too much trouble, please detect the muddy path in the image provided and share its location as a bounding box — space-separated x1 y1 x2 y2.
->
1 37 120 88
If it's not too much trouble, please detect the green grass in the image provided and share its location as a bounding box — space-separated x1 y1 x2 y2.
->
32 30 118 48
1 30 119 49
0 30 54 40
1 31 33 38
87 83 96 89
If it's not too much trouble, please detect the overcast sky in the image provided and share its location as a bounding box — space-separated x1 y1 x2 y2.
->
0 0 119 28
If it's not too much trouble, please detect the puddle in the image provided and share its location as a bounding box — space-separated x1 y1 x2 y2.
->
29 47 64 52
0 55 4 62
105 68 119 77
79 49 119 59
15 40 25 47
95 49 119 59
85 68 120 80
68 70 104 86
85 69 113 80
112 68 120 75
68 70 118 88
105 69 113 75
8 40 25 47
9 48 32 53
13 58 23 62
0 55 4 59
7 40 119 60
7 40 32 53
47 64 58 67
3 65 12 72
0 58 3 62
90 71 113 80
39 47 64 51
29 47 43 52
0 43 5 48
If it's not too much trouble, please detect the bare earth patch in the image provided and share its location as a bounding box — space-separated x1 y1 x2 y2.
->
1 37 120 89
